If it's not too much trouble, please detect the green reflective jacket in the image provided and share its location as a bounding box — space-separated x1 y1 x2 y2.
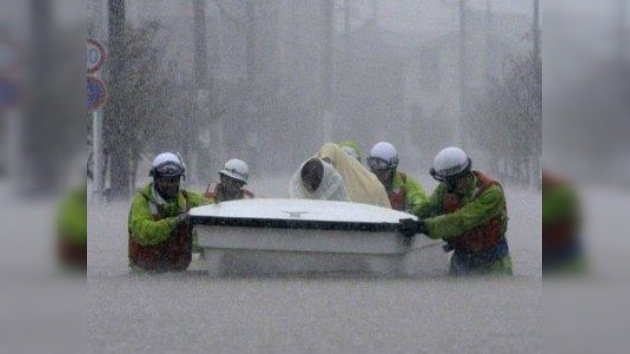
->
542 184 578 225
128 183 211 247
57 185 87 246
542 178 586 275
411 173 511 276
411 174 506 241
389 171 427 212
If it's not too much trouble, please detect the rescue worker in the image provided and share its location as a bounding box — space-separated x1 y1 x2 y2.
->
205 159 254 202
128 152 211 272
367 141 427 211
57 184 87 271
289 157 350 201
542 170 586 274
402 147 512 276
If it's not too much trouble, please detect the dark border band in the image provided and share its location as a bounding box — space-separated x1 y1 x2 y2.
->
190 216 400 232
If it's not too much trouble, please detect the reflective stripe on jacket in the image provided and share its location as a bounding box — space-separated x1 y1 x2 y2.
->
128 184 210 272
128 190 191 272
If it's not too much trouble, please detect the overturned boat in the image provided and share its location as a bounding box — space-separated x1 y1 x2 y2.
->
190 199 448 276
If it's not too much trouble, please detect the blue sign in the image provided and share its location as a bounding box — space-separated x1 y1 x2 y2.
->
87 39 106 73
0 77 22 111
87 76 108 113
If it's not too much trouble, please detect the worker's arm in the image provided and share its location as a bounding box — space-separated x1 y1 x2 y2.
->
424 185 505 240
128 194 178 246
403 174 428 211
410 184 444 219
187 191 214 207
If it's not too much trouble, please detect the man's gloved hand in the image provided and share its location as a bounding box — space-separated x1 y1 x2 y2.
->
416 220 428 235
175 211 190 224
398 218 429 237
398 218 419 237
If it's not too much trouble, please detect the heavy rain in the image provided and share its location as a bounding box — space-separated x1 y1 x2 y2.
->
82 1 543 353
21 0 630 353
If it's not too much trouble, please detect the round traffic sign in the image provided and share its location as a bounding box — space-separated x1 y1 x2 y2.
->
0 76 23 111
87 39 106 74
87 76 108 113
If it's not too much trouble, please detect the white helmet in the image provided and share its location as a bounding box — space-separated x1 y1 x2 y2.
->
150 152 186 177
220 159 249 184
430 146 471 180
367 142 399 170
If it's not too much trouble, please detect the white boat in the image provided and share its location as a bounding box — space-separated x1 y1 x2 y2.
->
190 198 448 276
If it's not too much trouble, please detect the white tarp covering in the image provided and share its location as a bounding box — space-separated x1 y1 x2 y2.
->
288 159 350 201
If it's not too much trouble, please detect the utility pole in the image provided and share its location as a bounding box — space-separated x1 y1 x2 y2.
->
322 0 334 142
245 0 255 96
244 0 257 168
484 0 492 75
24 0 56 193
106 0 128 197
533 0 540 64
193 0 211 183
193 0 208 91
533 0 542 188
343 0 351 85
457 0 467 148
372 0 379 24
344 0 351 36
618 0 627 63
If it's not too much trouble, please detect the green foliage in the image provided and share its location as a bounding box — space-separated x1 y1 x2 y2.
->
105 21 195 190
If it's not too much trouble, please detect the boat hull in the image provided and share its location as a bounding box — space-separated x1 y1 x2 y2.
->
190 199 448 276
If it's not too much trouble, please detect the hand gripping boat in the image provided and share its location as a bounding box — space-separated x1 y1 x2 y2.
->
190 199 448 276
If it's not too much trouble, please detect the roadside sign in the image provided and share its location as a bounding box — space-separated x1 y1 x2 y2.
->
87 38 106 74
0 41 21 73
87 76 108 113
0 76 23 111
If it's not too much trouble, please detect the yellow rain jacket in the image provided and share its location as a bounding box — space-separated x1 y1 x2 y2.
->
317 143 391 208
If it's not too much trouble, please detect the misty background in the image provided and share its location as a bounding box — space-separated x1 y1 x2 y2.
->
85 0 541 198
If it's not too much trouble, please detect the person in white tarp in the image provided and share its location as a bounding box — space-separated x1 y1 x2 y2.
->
289 157 350 201
295 143 391 208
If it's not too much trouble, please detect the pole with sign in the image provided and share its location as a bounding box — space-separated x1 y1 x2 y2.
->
87 38 106 74
93 109 103 199
87 38 107 199
87 76 108 114
87 76 108 199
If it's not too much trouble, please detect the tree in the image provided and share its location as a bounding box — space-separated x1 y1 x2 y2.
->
103 21 195 196
469 52 542 186
104 0 129 197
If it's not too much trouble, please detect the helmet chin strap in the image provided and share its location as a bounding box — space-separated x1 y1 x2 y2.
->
386 168 396 185
446 172 473 194
155 183 179 201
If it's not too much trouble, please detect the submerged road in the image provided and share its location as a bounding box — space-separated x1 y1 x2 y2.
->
88 178 541 353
